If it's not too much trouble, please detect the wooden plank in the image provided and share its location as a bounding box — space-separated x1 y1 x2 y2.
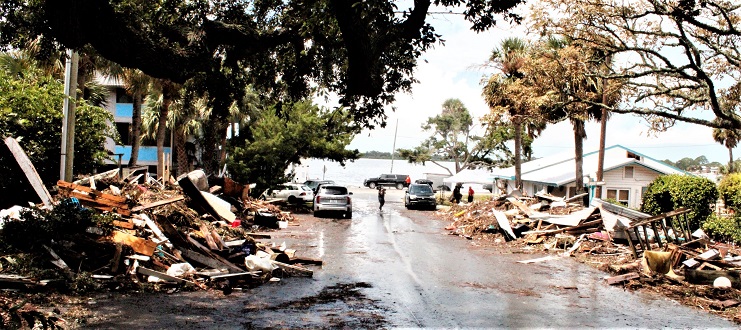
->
506 197 533 215
517 256 560 264
201 224 219 250
3 137 53 206
111 243 123 273
207 271 261 279
57 180 128 203
289 257 323 266
131 195 185 212
180 248 232 270
72 169 120 185
270 260 313 277
113 220 135 229
109 231 157 256
186 236 244 272
140 214 168 244
685 269 741 288
178 174 224 221
137 266 194 284
605 272 639 285
211 230 227 250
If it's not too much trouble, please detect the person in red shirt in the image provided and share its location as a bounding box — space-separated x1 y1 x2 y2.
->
405 176 411 186
467 186 474 203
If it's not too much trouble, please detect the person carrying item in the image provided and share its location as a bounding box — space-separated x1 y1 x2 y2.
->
468 186 474 203
452 183 463 204
378 187 386 210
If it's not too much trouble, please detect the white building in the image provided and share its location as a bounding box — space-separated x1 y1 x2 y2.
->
491 145 691 209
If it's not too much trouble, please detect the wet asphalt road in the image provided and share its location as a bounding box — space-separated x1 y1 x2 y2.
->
82 187 738 329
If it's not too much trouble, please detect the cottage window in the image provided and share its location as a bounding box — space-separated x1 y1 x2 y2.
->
607 188 630 206
624 166 634 179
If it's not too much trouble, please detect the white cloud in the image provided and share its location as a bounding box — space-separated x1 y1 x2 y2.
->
345 10 736 164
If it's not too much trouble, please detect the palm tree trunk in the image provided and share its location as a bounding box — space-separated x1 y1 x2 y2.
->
596 100 608 198
729 146 734 173
128 91 142 167
573 119 586 198
175 127 188 176
514 118 522 191
156 82 175 179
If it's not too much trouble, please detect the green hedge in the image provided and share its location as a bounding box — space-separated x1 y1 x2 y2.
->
703 213 741 244
718 173 741 212
641 174 718 229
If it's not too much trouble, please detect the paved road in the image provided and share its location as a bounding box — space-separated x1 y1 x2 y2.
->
82 187 737 329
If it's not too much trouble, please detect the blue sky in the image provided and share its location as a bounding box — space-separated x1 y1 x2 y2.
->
332 8 734 164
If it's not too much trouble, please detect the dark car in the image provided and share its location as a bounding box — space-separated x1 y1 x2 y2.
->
363 174 410 189
404 183 437 210
415 179 434 187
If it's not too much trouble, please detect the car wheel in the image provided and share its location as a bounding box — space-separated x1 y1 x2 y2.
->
345 211 352 219
368 182 377 189
314 210 322 218
287 195 297 204
396 183 403 189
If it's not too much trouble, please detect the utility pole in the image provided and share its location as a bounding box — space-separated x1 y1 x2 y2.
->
60 49 79 181
390 118 398 173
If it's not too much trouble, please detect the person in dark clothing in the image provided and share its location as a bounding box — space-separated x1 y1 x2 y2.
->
378 187 386 210
467 186 474 203
452 183 463 204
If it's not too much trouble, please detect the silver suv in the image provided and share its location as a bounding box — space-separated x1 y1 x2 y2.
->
313 185 353 219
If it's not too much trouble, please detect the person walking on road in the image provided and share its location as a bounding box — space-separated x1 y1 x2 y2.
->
378 187 386 210
467 186 474 203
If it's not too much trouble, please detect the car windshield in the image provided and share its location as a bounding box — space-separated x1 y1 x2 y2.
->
301 186 312 191
320 187 348 195
410 185 432 194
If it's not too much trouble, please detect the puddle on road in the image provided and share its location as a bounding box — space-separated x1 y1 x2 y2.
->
241 282 388 329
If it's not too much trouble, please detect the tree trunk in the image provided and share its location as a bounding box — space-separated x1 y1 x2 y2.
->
596 103 608 198
514 118 522 191
729 146 734 173
573 119 586 197
128 91 142 167
175 127 188 177
156 82 175 179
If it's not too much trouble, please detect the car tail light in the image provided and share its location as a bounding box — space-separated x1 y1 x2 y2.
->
299 192 306 196
347 197 351 204
316 196 321 203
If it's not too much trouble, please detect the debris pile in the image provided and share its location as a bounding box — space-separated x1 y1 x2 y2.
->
438 191 741 315
0 167 320 297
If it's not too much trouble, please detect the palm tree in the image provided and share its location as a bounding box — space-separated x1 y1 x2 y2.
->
483 38 531 191
712 124 740 173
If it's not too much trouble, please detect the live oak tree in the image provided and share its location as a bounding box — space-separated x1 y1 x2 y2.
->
398 98 513 175
0 0 525 174
529 0 741 131
227 100 360 191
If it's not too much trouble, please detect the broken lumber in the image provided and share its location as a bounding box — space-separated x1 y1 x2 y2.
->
605 272 639 285
506 197 533 216
109 231 157 256
685 269 741 288
3 137 53 206
493 209 517 240
270 260 313 277
137 266 195 285
131 195 184 212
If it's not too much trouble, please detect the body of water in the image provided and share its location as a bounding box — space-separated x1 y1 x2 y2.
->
291 158 456 187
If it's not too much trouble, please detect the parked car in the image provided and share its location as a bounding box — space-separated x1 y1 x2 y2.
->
415 179 434 187
270 183 314 204
404 183 437 210
304 179 335 193
363 174 410 189
313 185 352 219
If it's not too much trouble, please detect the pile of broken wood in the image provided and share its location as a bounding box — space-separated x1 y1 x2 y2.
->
441 192 602 245
439 191 741 302
1 168 320 294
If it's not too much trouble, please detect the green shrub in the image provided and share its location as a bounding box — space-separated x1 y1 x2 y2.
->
702 213 741 244
0 200 115 253
718 173 741 212
641 174 718 229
